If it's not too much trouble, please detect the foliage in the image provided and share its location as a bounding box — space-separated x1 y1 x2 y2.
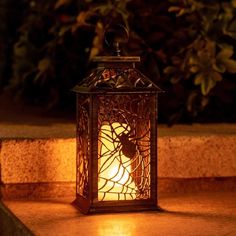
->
163 0 236 122
9 0 130 108
7 0 236 122
0 0 24 89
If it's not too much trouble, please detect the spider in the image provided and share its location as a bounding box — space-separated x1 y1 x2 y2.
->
118 132 136 159
113 123 150 160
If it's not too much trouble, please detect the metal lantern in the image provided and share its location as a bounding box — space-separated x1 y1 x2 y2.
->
73 29 162 214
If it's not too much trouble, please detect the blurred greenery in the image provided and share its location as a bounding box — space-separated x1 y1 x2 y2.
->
1 0 236 123
0 0 24 89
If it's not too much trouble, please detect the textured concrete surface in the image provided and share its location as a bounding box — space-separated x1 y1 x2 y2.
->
1 191 236 236
158 135 236 178
158 177 236 195
1 139 75 183
0 124 236 187
1 177 236 200
0 123 75 139
1 182 75 199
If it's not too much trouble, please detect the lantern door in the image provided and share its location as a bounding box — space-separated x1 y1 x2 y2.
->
90 92 158 213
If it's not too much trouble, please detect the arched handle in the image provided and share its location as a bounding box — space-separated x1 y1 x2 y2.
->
104 24 129 56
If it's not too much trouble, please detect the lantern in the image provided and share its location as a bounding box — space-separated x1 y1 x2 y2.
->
73 28 162 214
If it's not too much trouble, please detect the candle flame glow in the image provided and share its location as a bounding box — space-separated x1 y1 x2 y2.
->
98 123 137 201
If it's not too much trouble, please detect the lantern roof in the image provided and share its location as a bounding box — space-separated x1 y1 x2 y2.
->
73 56 163 94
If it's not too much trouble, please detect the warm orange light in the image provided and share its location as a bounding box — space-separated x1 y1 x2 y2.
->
98 123 137 201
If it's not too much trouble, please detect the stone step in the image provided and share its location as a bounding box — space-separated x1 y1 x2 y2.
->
1 191 236 236
0 123 236 199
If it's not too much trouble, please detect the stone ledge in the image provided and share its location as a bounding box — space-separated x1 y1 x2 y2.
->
158 177 236 195
0 124 236 199
1 182 75 200
158 135 236 178
0 139 75 184
1 177 236 200
1 191 236 236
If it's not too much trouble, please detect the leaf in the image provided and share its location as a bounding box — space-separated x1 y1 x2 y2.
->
38 58 51 73
188 55 199 65
89 47 99 60
228 32 236 39
202 79 215 95
93 4 113 16
194 73 204 85
213 63 226 73
163 66 177 74
187 91 197 112
215 47 236 73
168 6 181 12
177 9 187 17
188 56 200 73
76 12 88 26
216 47 234 60
58 25 71 36
201 97 209 109
35 58 52 84
170 76 181 84
194 70 222 95
54 0 71 9
73 11 95 32
232 0 236 8
223 59 236 73
212 71 223 82
189 65 200 73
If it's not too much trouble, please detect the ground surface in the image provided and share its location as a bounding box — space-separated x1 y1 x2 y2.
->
2 191 236 236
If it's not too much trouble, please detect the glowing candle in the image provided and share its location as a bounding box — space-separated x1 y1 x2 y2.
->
98 123 137 201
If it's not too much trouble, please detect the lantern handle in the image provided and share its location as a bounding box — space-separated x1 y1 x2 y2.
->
104 24 129 56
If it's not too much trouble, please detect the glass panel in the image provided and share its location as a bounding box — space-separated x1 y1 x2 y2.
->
76 95 90 198
97 94 151 201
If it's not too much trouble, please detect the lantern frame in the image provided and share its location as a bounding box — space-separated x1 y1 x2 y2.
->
73 56 162 214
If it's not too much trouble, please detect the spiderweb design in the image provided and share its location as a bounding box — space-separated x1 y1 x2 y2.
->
98 94 152 201
76 67 160 90
76 95 89 198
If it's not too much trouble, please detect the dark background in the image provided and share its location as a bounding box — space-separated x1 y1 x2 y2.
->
0 0 235 124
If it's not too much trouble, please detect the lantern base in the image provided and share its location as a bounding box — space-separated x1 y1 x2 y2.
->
87 205 162 215
72 197 162 214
